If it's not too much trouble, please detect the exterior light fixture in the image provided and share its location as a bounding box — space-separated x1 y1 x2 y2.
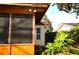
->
34 9 37 12
29 9 32 12
29 8 37 12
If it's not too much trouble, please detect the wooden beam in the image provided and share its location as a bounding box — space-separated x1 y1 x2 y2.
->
32 4 49 7
8 13 12 55
0 5 47 14
5 3 49 7
32 12 35 54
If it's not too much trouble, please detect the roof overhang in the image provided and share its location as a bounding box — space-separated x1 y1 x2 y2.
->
0 3 50 25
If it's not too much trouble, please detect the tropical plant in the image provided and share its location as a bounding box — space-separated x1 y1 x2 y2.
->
42 31 75 55
68 24 79 44
42 24 79 55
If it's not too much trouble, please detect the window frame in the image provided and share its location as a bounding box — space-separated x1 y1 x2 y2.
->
0 13 34 45
36 28 41 40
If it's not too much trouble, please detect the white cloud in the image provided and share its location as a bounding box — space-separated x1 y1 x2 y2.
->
51 11 79 30
52 11 79 23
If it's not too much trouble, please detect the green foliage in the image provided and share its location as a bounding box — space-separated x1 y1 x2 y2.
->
42 24 79 55
56 3 79 16
69 24 79 42
42 31 75 55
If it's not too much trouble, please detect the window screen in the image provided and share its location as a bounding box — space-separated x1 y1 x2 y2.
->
0 14 9 44
11 14 32 44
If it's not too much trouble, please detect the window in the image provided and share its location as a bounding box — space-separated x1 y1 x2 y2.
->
11 14 32 43
0 14 32 44
0 14 9 44
36 28 41 40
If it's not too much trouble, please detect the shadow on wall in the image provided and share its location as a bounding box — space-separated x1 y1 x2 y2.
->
45 32 57 44
34 45 45 55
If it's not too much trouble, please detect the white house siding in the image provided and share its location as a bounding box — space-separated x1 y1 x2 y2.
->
35 25 45 46
59 25 73 31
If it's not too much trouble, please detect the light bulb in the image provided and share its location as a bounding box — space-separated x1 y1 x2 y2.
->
29 9 32 12
34 9 37 12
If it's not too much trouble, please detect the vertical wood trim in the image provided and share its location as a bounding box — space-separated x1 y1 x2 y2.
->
8 13 12 55
32 13 35 45
8 13 12 44
32 12 35 54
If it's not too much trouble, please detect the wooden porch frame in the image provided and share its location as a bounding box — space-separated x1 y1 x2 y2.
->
0 4 49 55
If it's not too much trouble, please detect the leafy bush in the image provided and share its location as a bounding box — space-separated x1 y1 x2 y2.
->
42 31 75 55
42 24 79 55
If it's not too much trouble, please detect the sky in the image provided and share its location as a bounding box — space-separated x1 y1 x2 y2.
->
45 3 79 30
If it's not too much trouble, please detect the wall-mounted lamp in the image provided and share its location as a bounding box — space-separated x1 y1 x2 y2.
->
29 9 32 12
29 8 37 12
34 9 37 12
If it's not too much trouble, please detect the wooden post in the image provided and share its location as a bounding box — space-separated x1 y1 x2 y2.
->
8 13 12 55
32 12 35 54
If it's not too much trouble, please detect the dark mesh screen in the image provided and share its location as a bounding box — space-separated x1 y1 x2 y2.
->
0 14 9 44
11 14 32 44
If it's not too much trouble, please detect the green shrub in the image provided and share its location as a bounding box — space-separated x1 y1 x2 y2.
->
42 24 79 55
42 31 74 55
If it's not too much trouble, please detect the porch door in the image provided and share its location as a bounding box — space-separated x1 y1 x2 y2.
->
0 14 33 55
